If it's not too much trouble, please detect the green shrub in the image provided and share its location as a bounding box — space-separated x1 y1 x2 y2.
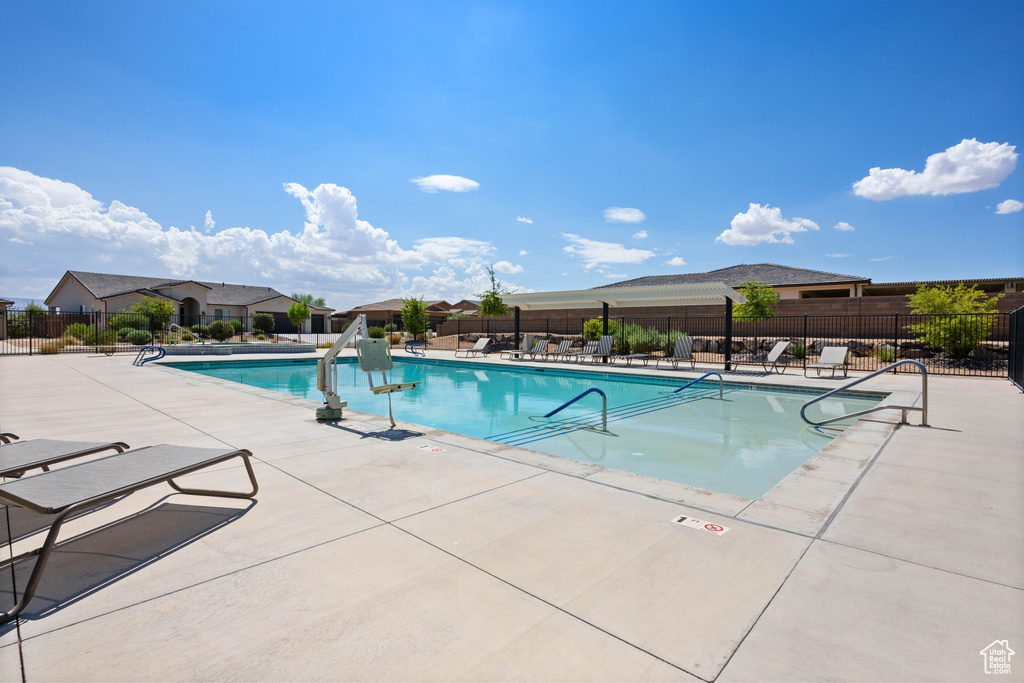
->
383 323 398 333
64 323 95 341
368 326 386 339
108 312 149 332
190 324 209 336
126 329 153 346
618 324 664 354
256 333 267 341
117 327 137 340
6 303 45 338
663 330 689 356
207 320 235 342
39 339 65 354
583 317 619 341
252 313 275 335
790 341 807 359
875 347 896 363
905 283 1003 359
229 319 243 334
181 332 194 341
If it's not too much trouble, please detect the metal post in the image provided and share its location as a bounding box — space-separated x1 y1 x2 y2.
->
724 298 733 369
893 314 899 373
514 307 520 350
803 314 808 372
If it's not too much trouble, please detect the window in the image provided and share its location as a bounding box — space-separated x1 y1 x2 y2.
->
214 309 226 319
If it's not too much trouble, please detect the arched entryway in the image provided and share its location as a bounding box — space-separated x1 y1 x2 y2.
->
179 297 201 327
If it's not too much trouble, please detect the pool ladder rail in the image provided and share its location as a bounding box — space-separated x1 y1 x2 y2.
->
168 322 204 344
544 388 608 432
670 372 724 399
133 346 165 366
800 359 929 427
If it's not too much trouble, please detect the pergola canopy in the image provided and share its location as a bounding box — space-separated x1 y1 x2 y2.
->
502 282 745 311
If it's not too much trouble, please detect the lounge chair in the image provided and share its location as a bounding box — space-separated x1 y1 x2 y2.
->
655 336 695 370
574 335 614 364
0 443 258 624
500 334 535 360
611 352 653 366
726 340 791 374
804 346 850 378
454 337 492 358
0 436 130 479
562 340 598 363
511 338 549 361
535 339 572 362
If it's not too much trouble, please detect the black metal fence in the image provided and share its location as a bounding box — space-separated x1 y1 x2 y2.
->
1010 306 1023 391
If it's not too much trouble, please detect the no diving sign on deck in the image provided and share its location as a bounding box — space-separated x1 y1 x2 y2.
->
672 515 730 536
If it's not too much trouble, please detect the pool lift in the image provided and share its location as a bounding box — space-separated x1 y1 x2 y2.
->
315 314 420 427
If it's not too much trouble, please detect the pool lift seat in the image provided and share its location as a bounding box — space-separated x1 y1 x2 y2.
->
355 338 420 429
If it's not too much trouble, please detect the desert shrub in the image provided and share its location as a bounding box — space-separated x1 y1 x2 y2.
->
618 324 664 354
126 329 153 346
663 330 689 356
256 333 267 341
790 341 807 359
368 326 386 339
63 323 95 341
127 296 173 330
61 336 82 346
317 342 333 349
207 320 235 342
39 339 65 354
108 312 149 332
117 327 137 340
583 317 619 341
229 320 243 334
252 313 275 335
181 332 194 341
875 347 896 363
190 324 209 336
905 283 1003 359
383 323 398 333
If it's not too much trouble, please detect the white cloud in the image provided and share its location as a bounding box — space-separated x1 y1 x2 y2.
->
996 199 1024 214
561 233 655 269
518 250 529 256
603 207 646 224
664 256 687 267
410 175 480 193
825 253 848 258
0 167 515 309
492 260 523 274
852 139 1018 200
870 256 896 262
833 221 854 231
602 272 626 279
632 230 648 239
204 210 215 233
716 203 820 246
516 216 533 223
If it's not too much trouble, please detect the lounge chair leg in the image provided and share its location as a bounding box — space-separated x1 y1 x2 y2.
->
0 505 78 624
167 451 260 499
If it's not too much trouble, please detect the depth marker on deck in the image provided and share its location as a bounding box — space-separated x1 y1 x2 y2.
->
672 515 730 536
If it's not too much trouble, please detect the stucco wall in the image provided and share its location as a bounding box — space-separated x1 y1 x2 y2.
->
46 278 103 313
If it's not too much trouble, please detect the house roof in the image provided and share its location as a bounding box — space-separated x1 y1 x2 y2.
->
601 263 870 289
62 271 296 308
347 298 452 313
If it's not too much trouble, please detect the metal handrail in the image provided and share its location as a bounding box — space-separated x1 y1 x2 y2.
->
168 323 204 344
544 388 608 431
133 346 165 366
672 372 724 399
800 360 928 427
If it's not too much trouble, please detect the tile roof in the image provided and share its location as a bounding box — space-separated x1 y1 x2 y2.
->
67 271 294 307
347 298 452 312
599 263 870 289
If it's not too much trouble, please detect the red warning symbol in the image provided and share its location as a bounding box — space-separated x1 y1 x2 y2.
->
704 524 724 533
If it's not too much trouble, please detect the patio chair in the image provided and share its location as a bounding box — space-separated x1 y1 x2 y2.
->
535 340 572 362
0 443 258 624
804 346 850 378
562 340 598 363
454 337 492 358
726 340 791 374
500 334 535 360
510 338 549 361
655 336 695 370
0 436 130 479
574 335 614 364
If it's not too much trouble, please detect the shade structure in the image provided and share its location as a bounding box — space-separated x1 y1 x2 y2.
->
502 282 745 310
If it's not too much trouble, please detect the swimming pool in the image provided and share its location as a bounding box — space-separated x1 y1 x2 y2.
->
169 358 883 499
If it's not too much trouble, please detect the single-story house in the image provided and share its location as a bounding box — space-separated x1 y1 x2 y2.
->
44 271 334 333
0 299 12 341
333 298 462 330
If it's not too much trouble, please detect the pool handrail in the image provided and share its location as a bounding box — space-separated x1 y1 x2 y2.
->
544 387 608 431
672 372 723 399
168 323 204 344
800 359 928 427
133 346 165 366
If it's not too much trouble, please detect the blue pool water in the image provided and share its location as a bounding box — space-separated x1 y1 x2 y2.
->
170 358 883 499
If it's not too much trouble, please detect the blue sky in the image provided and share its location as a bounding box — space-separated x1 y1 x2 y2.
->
2 0 1022 310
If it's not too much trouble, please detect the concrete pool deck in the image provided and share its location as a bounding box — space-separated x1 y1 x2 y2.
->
0 351 1021 681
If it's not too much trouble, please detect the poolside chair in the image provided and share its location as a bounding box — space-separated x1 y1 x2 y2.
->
726 340 791 374
804 346 850 378
0 436 130 479
655 335 695 370
454 337 492 358
500 334 535 360
574 335 614 364
535 340 572 362
510 338 548 361
562 340 598 363
0 443 258 624
611 351 653 366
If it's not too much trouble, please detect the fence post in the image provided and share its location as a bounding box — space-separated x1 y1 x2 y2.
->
893 314 899 373
803 314 808 372
724 300 733 369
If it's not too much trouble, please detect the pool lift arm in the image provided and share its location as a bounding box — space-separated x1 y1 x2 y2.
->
315 314 369 420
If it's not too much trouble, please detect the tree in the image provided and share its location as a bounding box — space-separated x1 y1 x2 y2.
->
129 296 175 334
477 265 512 317
6 301 45 338
401 297 429 341
287 301 310 341
732 281 779 319
291 292 326 307
906 283 1003 359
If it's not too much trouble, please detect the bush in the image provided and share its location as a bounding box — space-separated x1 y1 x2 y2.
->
126 329 153 346
317 342 333 349
63 323 95 341
252 313 275 335
229 319 243 334
583 317 619 341
39 339 65 354
368 326 386 339
190 324 209 336
108 312 149 332
790 341 807 359
181 332 194 341
117 327 137 340
875 347 896 363
207 320 235 342
905 283 1003 359
256 333 267 341
383 323 398 333
618 324 664 354
6 303 45 338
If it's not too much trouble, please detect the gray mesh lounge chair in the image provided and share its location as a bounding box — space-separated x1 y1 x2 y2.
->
512 338 548 361
500 334 535 360
0 443 258 624
562 340 598 363
575 335 614 364
0 436 130 479
726 340 791 374
454 337 492 358
804 346 850 377
535 340 572 362
655 336 695 370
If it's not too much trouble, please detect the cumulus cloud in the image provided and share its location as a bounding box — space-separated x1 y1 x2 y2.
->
518 250 529 256
833 222 854 231
561 233 655 269
516 216 533 223
492 260 523 274
996 199 1023 214
664 256 687 267
825 253 849 258
853 139 1018 201
0 167 514 308
632 230 648 239
410 175 480 193
603 207 646 223
204 210 215 233
716 203 820 246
